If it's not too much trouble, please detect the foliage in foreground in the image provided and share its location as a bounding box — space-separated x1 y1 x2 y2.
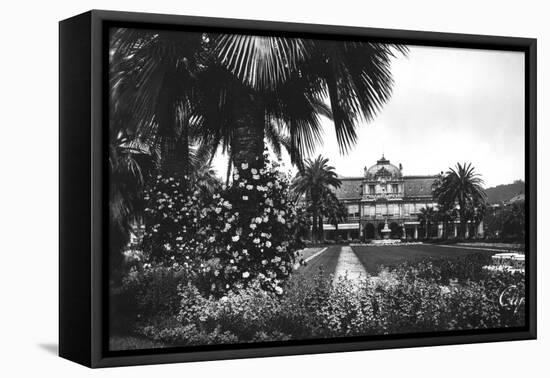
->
124 257 525 347
137 155 305 295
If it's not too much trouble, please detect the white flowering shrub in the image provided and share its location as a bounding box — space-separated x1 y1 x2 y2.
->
141 176 211 277
140 156 304 295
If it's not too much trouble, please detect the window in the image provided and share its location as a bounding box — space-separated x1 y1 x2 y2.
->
347 204 358 214
369 185 375 195
387 204 400 216
347 204 359 218
392 184 399 193
363 205 375 217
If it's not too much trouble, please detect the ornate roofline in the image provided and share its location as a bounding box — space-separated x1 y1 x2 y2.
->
403 175 439 179
336 176 365 181
376 154 390 165
337 175 438 181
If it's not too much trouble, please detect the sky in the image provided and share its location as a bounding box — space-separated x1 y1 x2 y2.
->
213 45 525 188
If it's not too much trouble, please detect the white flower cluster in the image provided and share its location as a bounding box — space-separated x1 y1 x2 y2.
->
140 158 303 295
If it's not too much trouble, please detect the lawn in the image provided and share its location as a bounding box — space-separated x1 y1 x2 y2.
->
296 247 324 261
350 244 495 274
293 246 342 281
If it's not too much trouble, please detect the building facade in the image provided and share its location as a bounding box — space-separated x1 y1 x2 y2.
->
325 155 462 240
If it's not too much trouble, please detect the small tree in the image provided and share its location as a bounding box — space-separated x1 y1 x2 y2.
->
417 207 436 239
323 191 347 240
502 202 525 240
433 206 456 240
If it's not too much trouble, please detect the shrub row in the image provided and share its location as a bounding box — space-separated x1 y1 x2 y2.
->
133 259 525 346
384 253 494 285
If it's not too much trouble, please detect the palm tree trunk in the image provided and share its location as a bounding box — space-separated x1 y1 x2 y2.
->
157 72 190 182
460 217 466 238
459 201 467 238
230 92 265 171
160 132 189 180
312 208 319 243
318 216 324 242
425 222 429 239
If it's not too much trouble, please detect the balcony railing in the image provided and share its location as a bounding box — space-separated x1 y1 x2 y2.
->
362 193 403 201
336 214 421 223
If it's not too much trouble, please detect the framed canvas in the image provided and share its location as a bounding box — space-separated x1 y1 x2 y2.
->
59 10 537 368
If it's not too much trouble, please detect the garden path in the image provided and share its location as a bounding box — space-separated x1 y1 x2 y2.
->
332 246 367 284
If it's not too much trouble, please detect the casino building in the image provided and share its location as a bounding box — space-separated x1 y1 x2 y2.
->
324 155 472 240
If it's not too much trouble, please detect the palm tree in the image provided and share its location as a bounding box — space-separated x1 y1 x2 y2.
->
463 202 487 238
109 31 406 253
111 32 332 177
323 192 347 239
292 156 342 242
434 206 456 239
433 162 487 238
108 131 155 281
211 36 407 169
111 30 405 176
109 28 205 180
190 59 332 172
417 206 436 239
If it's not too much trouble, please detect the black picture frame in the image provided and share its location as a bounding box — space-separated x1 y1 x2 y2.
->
59 9 537 368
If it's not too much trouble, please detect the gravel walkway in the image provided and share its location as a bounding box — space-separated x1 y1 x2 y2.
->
332 246 367 284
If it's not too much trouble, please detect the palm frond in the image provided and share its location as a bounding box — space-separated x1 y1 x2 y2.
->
300 41 407 154
212 34 310 90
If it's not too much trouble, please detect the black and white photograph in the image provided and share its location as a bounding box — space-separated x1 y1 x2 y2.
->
2 0 549 374
107 26 528 352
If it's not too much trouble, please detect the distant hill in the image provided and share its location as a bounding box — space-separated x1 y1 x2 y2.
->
485 180 525 204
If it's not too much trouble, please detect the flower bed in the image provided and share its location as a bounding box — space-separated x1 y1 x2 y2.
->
129 256 524 347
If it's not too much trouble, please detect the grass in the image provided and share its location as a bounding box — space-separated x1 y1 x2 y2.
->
350 244 495 274
293 246 341 282
293 244 495 279
296 247 323 261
